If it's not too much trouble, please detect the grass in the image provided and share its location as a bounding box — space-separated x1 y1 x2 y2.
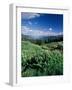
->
21 41 63 77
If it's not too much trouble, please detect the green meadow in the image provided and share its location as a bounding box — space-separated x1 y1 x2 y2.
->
21 38 63 77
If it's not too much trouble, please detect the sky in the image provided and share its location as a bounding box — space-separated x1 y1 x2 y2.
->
21 12 63 37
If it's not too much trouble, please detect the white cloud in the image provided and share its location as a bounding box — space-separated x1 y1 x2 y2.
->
21 26 63 37
21 13 40 19
58 32 63 35
49 27 53 31
28 21 32 25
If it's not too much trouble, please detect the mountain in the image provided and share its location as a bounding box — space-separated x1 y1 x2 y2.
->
22 34 63 41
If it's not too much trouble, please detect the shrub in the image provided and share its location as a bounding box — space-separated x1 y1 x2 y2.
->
21 41 63 77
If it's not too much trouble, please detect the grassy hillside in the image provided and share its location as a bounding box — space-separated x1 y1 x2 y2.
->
21 41 63 77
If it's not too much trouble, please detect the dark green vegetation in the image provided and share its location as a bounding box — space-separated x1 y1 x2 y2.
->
21 35 63 77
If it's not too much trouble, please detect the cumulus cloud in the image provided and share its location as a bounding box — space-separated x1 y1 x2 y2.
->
21 12 40 19
28 21 32 25
49 27 53 31
21 26 63 37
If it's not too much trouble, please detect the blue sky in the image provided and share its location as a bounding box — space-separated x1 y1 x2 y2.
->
21 12 63 37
